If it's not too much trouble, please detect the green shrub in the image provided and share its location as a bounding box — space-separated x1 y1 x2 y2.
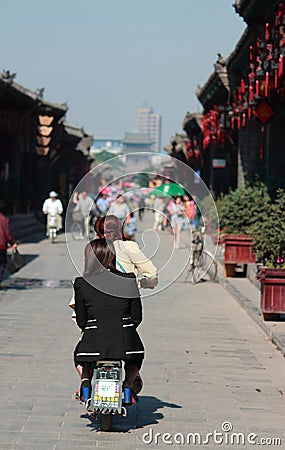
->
250 189 285 268
217 182 270 235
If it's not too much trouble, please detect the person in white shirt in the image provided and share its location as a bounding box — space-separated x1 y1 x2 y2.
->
42 191 63 235
109 195 130 221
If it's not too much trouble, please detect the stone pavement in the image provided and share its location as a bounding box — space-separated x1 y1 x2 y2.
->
0 212 284 449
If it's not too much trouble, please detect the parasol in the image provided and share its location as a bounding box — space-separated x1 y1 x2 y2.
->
151 182 185 197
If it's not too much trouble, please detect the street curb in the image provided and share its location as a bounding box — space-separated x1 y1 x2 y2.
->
217 274 285 358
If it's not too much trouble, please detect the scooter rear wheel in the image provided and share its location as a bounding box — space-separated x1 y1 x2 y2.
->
100 413 112 431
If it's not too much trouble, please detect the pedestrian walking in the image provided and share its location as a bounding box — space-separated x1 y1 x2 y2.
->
96 193 110 217
0 203 17 289
167 196 185 248
108 195 130 221
123 212 137 241
183 195 195 229
152 197 165 231
73 191 95 238
138 197 145 221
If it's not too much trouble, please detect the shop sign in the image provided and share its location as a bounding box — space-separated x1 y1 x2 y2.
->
213 159 226 168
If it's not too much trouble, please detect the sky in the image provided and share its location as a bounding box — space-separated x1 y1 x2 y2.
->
0 0 246 149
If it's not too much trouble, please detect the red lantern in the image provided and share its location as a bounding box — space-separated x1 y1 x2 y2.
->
278 54 284 78
248 107 252 120
265 23 270 42
249 85 254 101
255 80 260 97
249 45 253 61
265 72 269 97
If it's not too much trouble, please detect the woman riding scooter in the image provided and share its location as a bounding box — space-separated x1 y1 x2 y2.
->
74 238 145 401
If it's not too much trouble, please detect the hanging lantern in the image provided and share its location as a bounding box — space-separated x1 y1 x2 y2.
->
249 85 254 102
248 107 252 120
278 54 284 77
255 79 260 97
265 23 270 42
265 71 270 97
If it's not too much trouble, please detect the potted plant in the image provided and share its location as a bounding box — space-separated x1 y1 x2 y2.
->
250 189 285 320
217 182 270 277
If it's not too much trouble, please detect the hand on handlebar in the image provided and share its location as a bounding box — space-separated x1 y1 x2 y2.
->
139 276 158 289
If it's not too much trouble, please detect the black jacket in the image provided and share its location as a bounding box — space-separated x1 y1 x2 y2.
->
74 270 144 364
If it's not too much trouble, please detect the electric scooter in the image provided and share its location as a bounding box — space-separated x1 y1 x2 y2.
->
47 213 58 243
83 360 138 431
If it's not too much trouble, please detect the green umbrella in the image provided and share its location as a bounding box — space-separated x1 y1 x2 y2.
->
151 182 185 197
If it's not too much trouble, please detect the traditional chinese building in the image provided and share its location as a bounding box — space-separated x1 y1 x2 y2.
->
182 113 204 185
0 70 92 212
196 54 237 194
231 0 285 191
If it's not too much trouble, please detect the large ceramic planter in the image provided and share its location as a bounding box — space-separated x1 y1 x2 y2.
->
221 234 255 277
258 267 285 321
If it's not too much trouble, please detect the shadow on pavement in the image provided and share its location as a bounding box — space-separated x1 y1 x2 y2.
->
2 276 72 290
81 395 182 433
136 395 182 428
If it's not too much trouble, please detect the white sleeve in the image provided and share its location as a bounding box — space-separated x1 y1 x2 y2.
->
125 241 157 278
57 200 63 214
42 199 49 213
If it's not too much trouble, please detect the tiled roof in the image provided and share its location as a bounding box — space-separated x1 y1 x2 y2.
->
234 0 274 20
182 112 203 131
0 70 67 117
196 54 229 108
226 28 252 74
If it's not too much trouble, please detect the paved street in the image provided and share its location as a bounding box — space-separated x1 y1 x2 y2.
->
0 212 284 449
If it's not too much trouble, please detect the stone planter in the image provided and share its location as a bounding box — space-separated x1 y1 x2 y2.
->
258 267 285 321
221 234 255 277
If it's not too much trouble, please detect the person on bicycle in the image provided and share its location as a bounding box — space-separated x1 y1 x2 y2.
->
73 191 95 238
42 191 63 236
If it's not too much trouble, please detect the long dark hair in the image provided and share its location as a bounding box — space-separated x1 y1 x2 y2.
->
94 215 123 242
94 216 105 238
83 238 116 277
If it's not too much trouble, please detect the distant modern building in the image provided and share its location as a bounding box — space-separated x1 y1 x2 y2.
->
122 132 153 172
138 107 162 153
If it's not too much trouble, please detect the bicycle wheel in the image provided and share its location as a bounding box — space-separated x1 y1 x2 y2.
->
192 250 217 283
71 222 84 240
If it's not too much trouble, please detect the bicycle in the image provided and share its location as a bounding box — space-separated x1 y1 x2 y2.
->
71 211 96 241
184 227 217 283
70 210 84 240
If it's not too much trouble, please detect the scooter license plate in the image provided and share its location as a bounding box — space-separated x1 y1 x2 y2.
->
98 381 116 398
